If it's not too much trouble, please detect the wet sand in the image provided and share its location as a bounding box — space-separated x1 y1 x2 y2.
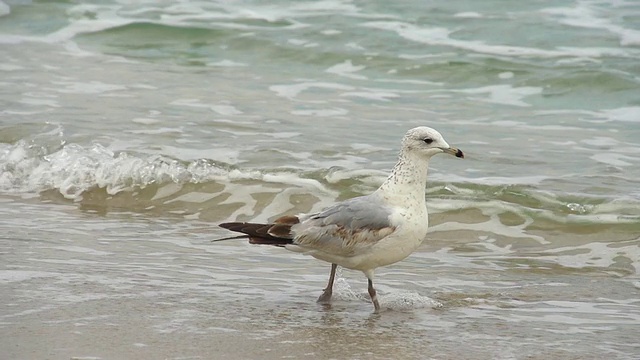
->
4 226 639 360
3 281 620 360
2 201 639 360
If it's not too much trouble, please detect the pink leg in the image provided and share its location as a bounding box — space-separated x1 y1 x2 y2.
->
317 263 337 303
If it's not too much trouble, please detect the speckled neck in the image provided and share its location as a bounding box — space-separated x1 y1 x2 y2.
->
376 147 430 206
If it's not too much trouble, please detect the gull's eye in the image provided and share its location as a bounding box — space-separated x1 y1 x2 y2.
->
423 138 433 144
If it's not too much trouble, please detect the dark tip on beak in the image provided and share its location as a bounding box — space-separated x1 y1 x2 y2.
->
441 147 464 158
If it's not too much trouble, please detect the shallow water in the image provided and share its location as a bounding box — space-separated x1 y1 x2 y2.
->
2 0 640 359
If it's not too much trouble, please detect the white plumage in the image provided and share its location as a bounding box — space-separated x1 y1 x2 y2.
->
218 126 464 312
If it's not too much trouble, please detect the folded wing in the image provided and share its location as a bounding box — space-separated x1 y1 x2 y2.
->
292 195 397 256
218 195 397 255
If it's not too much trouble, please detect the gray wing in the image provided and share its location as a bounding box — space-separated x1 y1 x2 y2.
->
291 194 397 256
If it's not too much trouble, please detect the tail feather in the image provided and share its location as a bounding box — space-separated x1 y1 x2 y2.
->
216 222 294 247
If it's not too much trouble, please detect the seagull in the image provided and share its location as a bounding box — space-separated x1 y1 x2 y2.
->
215 127 464 312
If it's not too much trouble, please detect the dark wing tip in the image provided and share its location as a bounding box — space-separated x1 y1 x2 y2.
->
219 222 245 231
216 221 293 246
211 234 248 242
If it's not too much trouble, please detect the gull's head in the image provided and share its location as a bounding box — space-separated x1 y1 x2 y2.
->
402 126 464 159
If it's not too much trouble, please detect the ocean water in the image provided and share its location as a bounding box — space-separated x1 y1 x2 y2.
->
1 0 640 359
